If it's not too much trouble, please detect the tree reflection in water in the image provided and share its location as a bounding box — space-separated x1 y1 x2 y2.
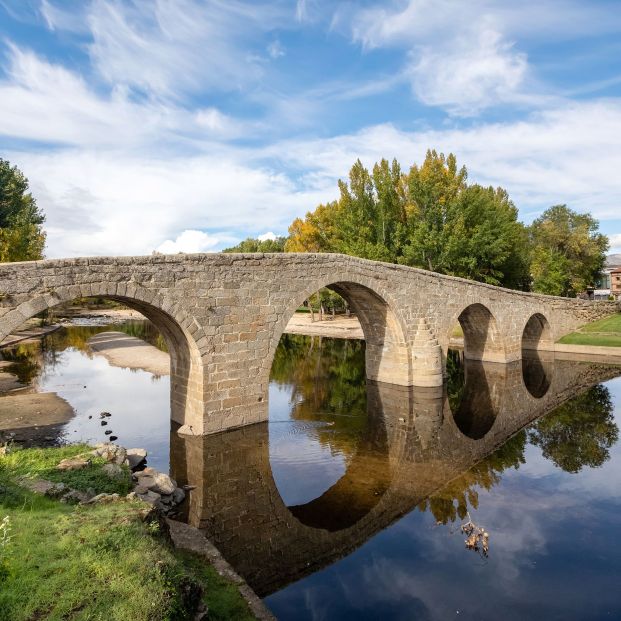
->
0 320 167 390
528 384 618 473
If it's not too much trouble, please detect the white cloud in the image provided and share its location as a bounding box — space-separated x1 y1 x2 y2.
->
41 0 289 98
410 27 528 115
258 231 277 241
0 44 245 146
609 234 621 252
9 97 620 259
155 229 221 254
348 0 621 115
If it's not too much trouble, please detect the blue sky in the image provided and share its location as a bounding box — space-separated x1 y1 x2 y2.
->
1 0 620 258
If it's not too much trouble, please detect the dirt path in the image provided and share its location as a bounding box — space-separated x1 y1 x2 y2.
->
88 331 170 376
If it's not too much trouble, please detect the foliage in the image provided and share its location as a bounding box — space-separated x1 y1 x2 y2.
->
223 236 287 253
528 205 609 296
0 158 46 262
528 384 618 473
270 334 368 453
286 151 531 288
0 445 255 620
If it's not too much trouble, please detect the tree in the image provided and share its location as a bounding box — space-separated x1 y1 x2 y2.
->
222 236 287 253
0 159 46 262
528 205 608 296
286 151 531 288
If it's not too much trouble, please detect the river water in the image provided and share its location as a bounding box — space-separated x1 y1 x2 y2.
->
2 324 621 620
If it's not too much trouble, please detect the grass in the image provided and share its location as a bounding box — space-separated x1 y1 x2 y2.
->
1 443 133 495
0 445 256 621
558 313 621 347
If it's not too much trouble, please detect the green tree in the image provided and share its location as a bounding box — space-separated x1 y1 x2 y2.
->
223 236 287 253
528 205 608 296
286 151 531 288
0 159 46 262
528 384 618 473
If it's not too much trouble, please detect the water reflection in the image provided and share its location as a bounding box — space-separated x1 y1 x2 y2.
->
522 350 553 398
0 322 171 469
170 335 621 604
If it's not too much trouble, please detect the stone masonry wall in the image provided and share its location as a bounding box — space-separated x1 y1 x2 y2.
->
0 253 618 434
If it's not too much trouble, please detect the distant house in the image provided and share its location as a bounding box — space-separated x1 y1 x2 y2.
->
611 268 621 300
593 254 621 300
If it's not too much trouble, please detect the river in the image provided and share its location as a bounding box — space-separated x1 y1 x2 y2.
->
1 323 621 620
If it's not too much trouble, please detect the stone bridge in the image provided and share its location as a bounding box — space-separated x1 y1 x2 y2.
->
170 356 621 596
0 253 617 434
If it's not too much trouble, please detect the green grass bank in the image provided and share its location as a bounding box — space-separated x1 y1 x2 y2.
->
0 444 255 621
557 313 621 347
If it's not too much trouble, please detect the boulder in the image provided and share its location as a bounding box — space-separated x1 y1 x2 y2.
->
136 490 161 506
60 489 92 504
172 487 186 505
134 469 176 495
102 463 127 480
57 457 90 471
81 492 120 505
125 448 147 470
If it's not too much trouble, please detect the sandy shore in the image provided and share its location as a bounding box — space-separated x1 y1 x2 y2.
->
284 313 364 339
0 392 75 430
88 331 170 376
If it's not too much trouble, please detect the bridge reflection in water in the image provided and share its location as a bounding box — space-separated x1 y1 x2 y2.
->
170 353 621 598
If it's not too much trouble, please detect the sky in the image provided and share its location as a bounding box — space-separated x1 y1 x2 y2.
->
1 0 620 258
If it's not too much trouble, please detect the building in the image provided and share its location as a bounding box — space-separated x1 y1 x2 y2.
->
611 268 621 299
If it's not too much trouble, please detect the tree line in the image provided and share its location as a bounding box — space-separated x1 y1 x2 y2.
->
226 150 609 297
1 153 610 297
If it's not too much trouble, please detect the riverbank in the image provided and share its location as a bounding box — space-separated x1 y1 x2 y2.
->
0 323 61 349
88 331 169 376
0 443 258 620
558 313 621 347
284 313 364 339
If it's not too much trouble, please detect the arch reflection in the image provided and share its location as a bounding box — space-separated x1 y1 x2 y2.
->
522 350 553 398
448 350 502 439
170 354 621 597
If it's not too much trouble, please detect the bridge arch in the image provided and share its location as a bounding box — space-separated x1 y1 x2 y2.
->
450 302 506 363
0 282 206 431
521 312 553 351
264 275 411 388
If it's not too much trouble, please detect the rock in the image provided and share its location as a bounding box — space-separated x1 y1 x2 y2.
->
126 491 138 501
125 448 147 470
159 494 174 506
102 463 126 480
136 490 161 506
60 489 92 504
104 430 113 436
81 492 120 505
92 443 126 464
172 487 186 505
57 457 91 471
18 478 57 495
133 483 150 495
150 472 176 495
134 466 157 478
45 482 68 498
